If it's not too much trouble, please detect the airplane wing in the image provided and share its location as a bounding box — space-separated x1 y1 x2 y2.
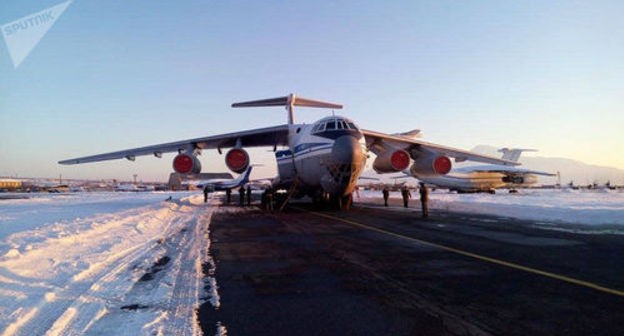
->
59 125 290 164
470 167 556 176
362 129 520 166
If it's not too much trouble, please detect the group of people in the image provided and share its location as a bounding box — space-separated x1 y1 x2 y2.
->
202 182 429 217
238 185 252 206
382 182 429 218
201 184 278 211
203 185 252 206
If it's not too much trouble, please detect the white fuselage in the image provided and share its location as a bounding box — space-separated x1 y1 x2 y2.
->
275 116 368 197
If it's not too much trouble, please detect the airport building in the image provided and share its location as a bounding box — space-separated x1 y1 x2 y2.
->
0 179 22 191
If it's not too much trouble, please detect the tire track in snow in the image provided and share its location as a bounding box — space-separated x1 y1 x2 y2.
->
44 208 193 336
51 196 217 335
0 195 211 336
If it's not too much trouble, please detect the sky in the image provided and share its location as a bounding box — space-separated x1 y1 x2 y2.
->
1 0 623 182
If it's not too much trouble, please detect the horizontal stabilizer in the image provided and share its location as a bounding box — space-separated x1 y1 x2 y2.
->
232 94 343 109
231 93 342 124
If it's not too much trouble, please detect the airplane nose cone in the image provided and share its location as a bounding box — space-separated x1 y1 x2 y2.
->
322 135 367 196
332 135 363 164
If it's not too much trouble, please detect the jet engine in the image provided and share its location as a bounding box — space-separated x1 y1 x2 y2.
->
409 154 452 177
372 149 411 173
225 148 250 174
172 153 202 174
503 175 525 184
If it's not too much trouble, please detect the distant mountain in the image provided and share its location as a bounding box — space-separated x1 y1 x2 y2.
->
469 145 624 186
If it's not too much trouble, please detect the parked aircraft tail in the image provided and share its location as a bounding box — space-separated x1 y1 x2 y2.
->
230 165 254 188
498 148 537 162
393 129 422 139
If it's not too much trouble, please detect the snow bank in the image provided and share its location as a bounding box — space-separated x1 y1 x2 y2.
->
359 189 624 228
0 192 216 336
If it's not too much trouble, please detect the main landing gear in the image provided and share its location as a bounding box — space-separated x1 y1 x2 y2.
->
313 192 353 211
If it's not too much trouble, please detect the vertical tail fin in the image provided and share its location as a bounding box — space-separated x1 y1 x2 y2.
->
498 148 537 162
230 165 253 186
240 165 253 184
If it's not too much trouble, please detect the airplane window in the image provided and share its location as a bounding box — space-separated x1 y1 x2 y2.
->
348 122 357 130
326 121 336 130
336 121 343 129
340 120 348 129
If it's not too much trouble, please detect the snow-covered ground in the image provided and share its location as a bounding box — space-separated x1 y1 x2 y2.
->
359 188 624 231
1 189 623 335
0 192 222 336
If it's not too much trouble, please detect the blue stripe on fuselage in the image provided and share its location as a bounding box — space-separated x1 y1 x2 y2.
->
275 143 332 162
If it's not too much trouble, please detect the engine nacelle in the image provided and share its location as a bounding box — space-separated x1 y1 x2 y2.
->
225 148 250 174
503 175 524 184
172 153 202 174
372 149 411 173
409 154 452 177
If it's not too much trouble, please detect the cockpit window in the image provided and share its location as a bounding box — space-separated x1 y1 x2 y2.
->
312 118 359 134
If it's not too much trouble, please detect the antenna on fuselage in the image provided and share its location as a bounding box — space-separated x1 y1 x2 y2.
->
231 93 343 125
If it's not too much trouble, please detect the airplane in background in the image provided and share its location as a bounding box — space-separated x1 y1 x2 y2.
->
59 94 518 209
409 148 556 193
196 165 254 192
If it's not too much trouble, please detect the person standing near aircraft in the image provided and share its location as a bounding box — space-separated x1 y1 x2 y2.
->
203 185 209 203
419 182 429 218
382 187 389 207
239 186 245 206
226 188 231 204
246 185 251 206
266 187 274 212
401 185 411 208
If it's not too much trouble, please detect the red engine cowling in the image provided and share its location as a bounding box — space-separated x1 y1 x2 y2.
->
372 149 411 173
409 154 452 177
173 153 202 174
225 148 250 174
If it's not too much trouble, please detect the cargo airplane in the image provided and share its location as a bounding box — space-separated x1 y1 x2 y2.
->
407 148 555 193
59 94 518 209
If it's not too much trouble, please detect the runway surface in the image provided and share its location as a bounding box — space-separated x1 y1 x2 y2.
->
198 197 624 336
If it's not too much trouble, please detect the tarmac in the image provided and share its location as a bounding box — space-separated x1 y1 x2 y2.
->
198 196 624 336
